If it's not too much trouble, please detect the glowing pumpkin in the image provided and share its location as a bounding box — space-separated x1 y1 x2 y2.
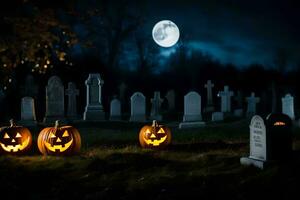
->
139 120 171 148
37 120 81 155
0 119 32 155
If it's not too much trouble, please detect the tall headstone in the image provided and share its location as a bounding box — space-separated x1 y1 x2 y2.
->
282 94 295 120
240 114 293 169
204 80 215 112
129 92 146 122
165 90 175 111
110 97 121 121
20 97 37 126
179 91 205 129
150 91 164 120
44 76 65 123
246 92 260 117
83 74 105 121
218 86 234 113
65 82 79 120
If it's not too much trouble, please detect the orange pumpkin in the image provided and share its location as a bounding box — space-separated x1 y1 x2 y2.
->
0 119 32 155
139 120 171 148
37 120 81 155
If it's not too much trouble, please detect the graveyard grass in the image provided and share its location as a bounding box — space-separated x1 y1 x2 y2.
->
1 119 300 200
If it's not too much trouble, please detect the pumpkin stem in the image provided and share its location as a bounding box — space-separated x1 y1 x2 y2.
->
152 120 158 127
9 119 15 127
55 120 59 128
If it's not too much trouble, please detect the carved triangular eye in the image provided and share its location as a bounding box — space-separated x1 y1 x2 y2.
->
50 132 56 138
16 132 22 138
145 129 151 134
157 128 165 134
62 131 69 137
4 133 10 139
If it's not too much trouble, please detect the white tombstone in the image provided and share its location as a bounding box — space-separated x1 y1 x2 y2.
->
217 86 234 113
282 94 295 120
66 82 80 120
20 97 37 126
246 92 260 117
110 98 121 121
150 91 163 121
43 76 65 123
204 80 215 112
83 73 105 121
165 90 175 111
211 112 224 122
129 92 146 122
240 115 266 169
179 91 205 129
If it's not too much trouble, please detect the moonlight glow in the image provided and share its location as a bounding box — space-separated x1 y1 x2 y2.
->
152 20 180 48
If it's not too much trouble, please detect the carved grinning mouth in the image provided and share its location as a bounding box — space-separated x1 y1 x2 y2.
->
143 135 167 146
0 137 30 152
44 138 73 152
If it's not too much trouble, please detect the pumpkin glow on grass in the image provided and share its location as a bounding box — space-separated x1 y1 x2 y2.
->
38 120 81 155
0 119 33 155
139 120 171 148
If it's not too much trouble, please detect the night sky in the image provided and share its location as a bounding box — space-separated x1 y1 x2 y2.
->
1 0 300 72
145 0 300 68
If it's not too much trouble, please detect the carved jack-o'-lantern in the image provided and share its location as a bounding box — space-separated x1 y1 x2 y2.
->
37 121 81 155
139 120 171 148
0 119 32 154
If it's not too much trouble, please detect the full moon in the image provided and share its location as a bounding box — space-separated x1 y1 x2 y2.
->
152 20 180 48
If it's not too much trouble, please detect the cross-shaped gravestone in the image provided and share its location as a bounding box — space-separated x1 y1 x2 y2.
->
204 80 215 112
150 91 164 121
282 94 295 120
218 86 234 113
246 92 260 117
66 82 79 119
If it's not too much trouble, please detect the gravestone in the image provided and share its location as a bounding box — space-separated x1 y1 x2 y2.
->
179 91 205 129
20 97 37 126
110 97 121 121
246 92 260 117
129 92 146 122
66 82 80 120
282 94 295 120
165 90 175 111
43 76 65 123
83 74 105 121
204 80 215 112
240 115 266 169
218 86 234 113
240 114 293 169
150 91 163 121
211 112 224 122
